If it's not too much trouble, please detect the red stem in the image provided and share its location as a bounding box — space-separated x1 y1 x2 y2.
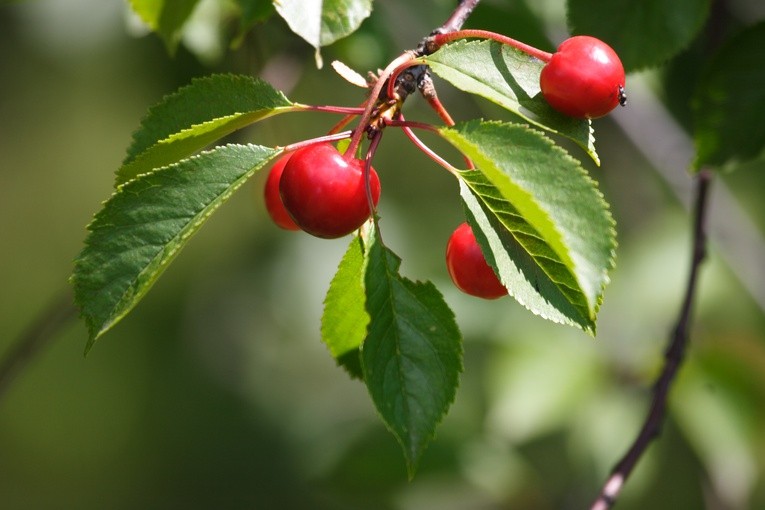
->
385 60 420 100
364 130 384 219
389 117 459 175
425 94 456 126
326 101 368 135
300 104 366 115
344 52 418 158
433 29 553 62
327 114 358 135
281 130 353 153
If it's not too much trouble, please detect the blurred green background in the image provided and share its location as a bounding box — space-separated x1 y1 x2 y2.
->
1 1 764 509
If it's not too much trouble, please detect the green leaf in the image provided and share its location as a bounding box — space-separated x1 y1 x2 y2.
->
231 0 276 48
127 0 202 54
420 39 598 165
321 236 368 379
442 121 616 332
567 0 711 71
274 0 373 64
361 223 463 478
72 144 279 351
118 74 297 186
692 22 765 170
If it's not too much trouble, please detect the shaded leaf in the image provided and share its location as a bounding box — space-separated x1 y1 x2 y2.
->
72 144 279 350
421 39 598 165
362 223 462 478
442 121 616 331
460 177 589 329
127 0 201 54
692 21 765 170
567 0 711 71
119 74 296 185
321 236 368 379
231 0 276 48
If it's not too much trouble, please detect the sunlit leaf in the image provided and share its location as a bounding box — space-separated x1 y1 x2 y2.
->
421 39 598 165
361 223 462 478
118 74 297 185
72 144 279 351
692 21 765 170
442 120 616 331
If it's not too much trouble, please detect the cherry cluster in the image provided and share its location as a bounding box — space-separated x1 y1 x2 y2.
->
264 143 381 238
263 32 625 299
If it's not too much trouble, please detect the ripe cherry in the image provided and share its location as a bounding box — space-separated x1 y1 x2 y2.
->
279 142 381 239
264 153 301 231
446 222 507 299
539 35 626 119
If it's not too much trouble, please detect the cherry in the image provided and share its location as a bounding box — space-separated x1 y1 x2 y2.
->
446 222 507 299
539 35 626 119
279 142 381 239
264 153 301 231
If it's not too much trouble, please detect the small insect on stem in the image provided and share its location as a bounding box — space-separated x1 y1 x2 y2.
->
618 85 627 107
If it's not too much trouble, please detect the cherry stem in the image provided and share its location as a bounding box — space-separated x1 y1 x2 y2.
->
328 114 357 135
385 60 421 100
364 129 384 223
344 51 418 158
424 93 456 126
433 29 553 62
389 116 459 175
300 104 366 115
281 130 353 153
327 101 367 135
389 117 474 171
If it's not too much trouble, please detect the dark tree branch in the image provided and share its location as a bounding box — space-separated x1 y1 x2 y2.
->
590 169 714 510
0 289 78 402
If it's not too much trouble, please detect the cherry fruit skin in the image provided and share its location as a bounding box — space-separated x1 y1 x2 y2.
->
446 222 507 299
279 143 381 239
264 153 301 231
540 35 625 119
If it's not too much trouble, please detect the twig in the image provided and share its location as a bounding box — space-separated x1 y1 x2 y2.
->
0 289 78 403
590 169 714 509
433 0 481 37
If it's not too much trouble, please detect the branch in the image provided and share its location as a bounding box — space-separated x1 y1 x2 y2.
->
590 169 714 510
434 0 481 36
0 289 78 403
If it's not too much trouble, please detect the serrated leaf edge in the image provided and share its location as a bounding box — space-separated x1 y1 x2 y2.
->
72 143 280 350
116 105 298 185
443 120 617 327
123 74 291 166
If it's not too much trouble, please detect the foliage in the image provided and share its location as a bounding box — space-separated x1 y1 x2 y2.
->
63 0 765 484
1 0 763 508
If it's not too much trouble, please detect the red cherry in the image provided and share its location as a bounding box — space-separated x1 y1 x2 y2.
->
539 35 626 119
264 153 301 231
279 143 381 239
446 222 507 299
